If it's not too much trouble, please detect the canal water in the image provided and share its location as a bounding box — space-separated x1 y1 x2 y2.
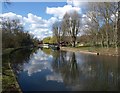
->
10 48 119 91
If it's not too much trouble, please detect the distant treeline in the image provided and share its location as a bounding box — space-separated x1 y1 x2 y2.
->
1 18 39 49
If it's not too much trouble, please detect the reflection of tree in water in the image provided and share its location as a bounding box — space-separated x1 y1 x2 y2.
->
61 52 80 86
51 51 80 86
51 51 119 91
51 50 61 73
10 48 37 75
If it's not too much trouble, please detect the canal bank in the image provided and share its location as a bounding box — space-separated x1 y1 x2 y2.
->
60 47 120 56
2 48 22 93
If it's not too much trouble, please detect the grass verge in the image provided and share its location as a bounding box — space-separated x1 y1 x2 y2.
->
2 48 22 93
61 46 120 56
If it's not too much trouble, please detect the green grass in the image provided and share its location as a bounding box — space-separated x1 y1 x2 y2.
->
62 46 119 56
2 48 21 92
76 46 99 52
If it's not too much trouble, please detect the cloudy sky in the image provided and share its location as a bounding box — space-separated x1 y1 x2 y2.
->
1 0 84 40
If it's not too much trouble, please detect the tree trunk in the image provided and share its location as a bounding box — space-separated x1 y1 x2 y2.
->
101 40 104 48
115 18 118 53
117 1 120 55
73 41 76 47
72 36 76 47
106 22 110 48
101 34 104 48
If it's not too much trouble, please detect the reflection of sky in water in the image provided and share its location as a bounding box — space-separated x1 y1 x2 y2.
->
75 53 85 64
14 49 118 91
46 73 63 83
23 49 53 76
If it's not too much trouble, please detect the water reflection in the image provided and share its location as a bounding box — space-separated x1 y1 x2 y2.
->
23 49 53 76
11 48 119 91
10 49 34 74
52 52 80 86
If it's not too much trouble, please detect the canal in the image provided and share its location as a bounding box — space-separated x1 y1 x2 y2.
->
10 48 119 91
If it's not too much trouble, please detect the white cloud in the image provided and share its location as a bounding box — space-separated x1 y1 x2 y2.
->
0 12 23 20
1 12 53 40
46 5 81 19
46 74 63 83
23 49 53 76
23 13 54 40
81 14 91 25
24 13 47 24
0 12 24 25
47 17 59 28
67 0 82 7
111 12 118 22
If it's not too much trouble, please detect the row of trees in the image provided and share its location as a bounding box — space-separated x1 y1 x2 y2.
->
84 2 119 48
52 2 120 48
1 18 39 49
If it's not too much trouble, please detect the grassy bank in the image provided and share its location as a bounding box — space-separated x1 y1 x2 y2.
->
60 46 120 56
2 48 22 93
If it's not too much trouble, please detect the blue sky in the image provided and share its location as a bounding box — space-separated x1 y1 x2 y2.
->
2 2 67 19
1 1 83 40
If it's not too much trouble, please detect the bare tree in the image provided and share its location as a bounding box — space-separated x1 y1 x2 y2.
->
61 13 70 43
62 11 81 47
97 3 115 48
86 11 101 46
86 2 118 48
52 21 61 44
103 2 118 49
